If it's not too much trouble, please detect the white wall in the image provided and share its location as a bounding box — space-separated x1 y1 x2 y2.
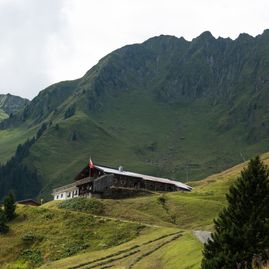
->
54 187 79 200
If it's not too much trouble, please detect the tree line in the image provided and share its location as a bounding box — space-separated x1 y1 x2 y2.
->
0 123 48 201
0 137 41 200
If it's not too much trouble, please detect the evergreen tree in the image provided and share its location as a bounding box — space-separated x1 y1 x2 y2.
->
0 136 41 200
0 208 9 234
3 193 16 221
202 156 269 269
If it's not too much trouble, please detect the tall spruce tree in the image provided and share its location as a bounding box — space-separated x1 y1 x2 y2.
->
202 156 269 269
0 208 9 234
3 193 16 221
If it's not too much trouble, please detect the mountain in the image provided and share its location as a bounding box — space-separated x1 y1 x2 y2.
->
0 93 29 115
0 93 29 121
1 30 269 200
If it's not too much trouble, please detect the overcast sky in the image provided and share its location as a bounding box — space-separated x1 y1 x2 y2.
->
0 0 268 99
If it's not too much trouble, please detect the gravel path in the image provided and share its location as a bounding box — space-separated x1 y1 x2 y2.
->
193 230 212 244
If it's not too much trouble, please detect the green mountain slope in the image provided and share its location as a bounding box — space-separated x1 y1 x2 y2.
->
0 109 8 121
1 30 269 199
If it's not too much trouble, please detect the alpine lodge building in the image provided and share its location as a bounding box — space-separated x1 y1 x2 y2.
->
52 160 192 200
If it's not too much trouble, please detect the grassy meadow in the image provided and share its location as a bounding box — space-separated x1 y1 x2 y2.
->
1 205 147 269
2 153 267 269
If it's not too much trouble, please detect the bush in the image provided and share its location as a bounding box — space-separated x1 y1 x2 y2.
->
157 195 166 205
58 197 104 215
19 249 43 267
63 242 90 257
21 232 36 243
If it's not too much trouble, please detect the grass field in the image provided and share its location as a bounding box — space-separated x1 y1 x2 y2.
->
1 153 268 269
38 229 202 269
0 205 147 269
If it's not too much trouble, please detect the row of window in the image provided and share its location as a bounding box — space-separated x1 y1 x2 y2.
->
56 189 78 199
67 189 78 197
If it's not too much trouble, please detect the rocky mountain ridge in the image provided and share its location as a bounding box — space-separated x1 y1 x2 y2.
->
0 93 29 115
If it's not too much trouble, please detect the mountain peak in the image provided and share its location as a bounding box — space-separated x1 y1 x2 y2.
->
143 34 188 47
0 93 29 115
237 32 254 40
140 34 189 55
195 31 215 41
262 29 269 35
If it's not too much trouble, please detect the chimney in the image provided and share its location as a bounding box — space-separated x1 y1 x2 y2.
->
118 166 123 172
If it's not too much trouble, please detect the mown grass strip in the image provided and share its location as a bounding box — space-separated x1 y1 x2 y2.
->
82 250 140 269
142 231 182 245
99 265 114 269
68 245 139 269
69 231 182 269
127 234 182 269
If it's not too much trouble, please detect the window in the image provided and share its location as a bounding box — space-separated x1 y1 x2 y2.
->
61 193 63 198
56 195 59 199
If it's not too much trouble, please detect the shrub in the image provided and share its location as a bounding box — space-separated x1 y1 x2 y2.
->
20 249 43 267
63 243 90 257
21 232 36 244
58 197 104 215
157 195 166 205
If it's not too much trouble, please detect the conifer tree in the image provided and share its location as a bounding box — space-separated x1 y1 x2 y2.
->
0 208 9 234
3 193 16 221
202 156 269 269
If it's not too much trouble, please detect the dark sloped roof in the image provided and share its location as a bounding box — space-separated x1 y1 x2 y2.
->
95 165 192 191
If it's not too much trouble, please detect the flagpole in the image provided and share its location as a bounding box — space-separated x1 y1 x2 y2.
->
89 157 91 178
89 157 94 178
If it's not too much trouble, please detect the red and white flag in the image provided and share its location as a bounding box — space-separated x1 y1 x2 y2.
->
89 158 94 169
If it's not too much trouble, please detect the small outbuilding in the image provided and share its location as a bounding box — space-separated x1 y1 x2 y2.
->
17 199 41 206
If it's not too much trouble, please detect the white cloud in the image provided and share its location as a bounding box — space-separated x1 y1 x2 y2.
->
0 0 268 99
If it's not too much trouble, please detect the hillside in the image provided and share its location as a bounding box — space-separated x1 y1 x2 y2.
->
0 204 148 269
1 153 265 269
1 30 269 199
